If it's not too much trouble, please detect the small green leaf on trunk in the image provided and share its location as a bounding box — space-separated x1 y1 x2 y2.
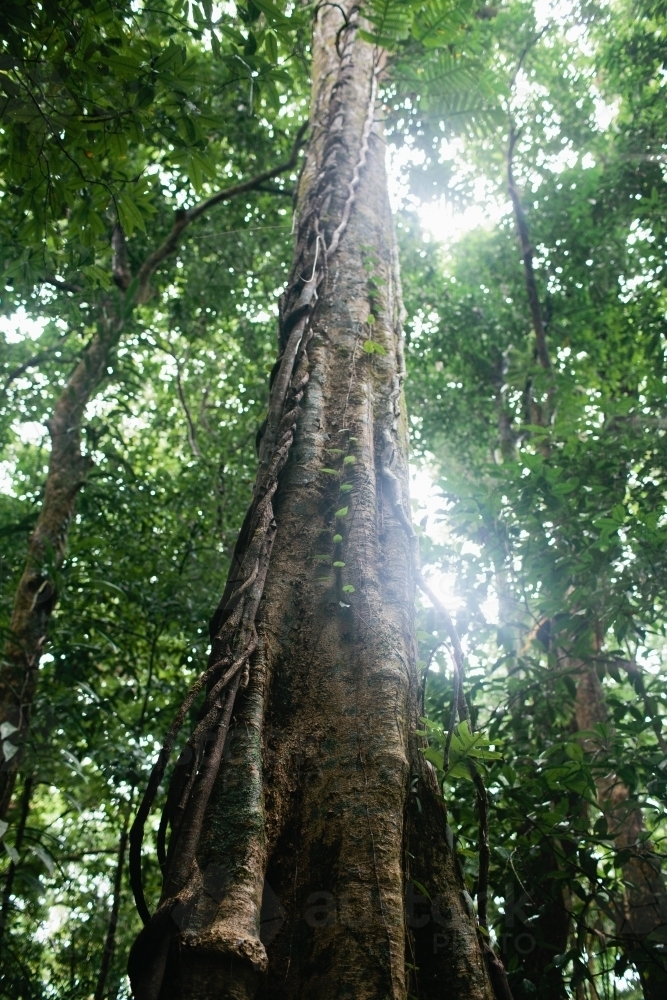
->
363 339 386 355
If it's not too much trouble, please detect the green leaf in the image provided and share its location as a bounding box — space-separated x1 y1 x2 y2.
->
264 28 278 62
363 339 387 355
342 584 355 593
333 534 343 543
30 844 55 875
335 506 349 517
358 0 415 48
421 720 502 784
423 746 444 769
333 560 345 567
565 741 584 763
3 841 19 865
411 879 432 900
115 190 146 236
343 455 356 464
321 468 338 474
250 0 292 28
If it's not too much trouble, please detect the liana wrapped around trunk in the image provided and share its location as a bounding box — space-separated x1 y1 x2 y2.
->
128 7 504 1000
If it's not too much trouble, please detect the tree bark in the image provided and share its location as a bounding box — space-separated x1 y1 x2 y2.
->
575 662 667 1000
0 321 119 818
128 7 495 1000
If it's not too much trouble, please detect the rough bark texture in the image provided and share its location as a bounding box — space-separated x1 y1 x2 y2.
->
129 8 495 1000
575 663 667 1000
0 322 119 817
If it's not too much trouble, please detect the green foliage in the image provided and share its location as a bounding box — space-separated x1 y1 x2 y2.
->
359 0 417 48
0 0 308 295
406 0 667 994
420 717 502 780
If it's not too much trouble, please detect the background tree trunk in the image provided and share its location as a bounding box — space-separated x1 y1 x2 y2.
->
129 7 495 1000
94 803 132 1000
0 321 119 817
575 661 667 1000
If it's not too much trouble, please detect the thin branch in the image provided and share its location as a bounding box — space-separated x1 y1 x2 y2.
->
507 123 551 373
174 362 201 458
134 122 309 301
111 224 132 291
508 28 549 92
2 337 74 390
253 183 294 197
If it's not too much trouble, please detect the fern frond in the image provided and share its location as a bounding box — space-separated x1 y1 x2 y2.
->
359 0 417 48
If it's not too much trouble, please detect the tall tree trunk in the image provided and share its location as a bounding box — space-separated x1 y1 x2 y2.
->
0 321 120 817
575 661 667 999
128 8 495 1000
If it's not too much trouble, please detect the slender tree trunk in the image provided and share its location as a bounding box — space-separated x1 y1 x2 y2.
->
499 669 571 1000
493 517 571 997
0 321 120 818
0 772 33 955
575 661 667 999
507 122 554 437
128 8 495 1000
95 803 132 1000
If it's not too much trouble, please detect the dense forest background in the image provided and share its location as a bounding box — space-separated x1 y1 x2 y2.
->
0 0 666 997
